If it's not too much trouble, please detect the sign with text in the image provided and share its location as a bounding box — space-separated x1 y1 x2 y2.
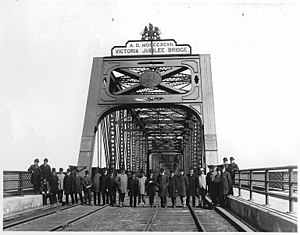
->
111 39 191 56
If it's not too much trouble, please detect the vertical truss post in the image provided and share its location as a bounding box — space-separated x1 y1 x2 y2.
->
119 110 125 169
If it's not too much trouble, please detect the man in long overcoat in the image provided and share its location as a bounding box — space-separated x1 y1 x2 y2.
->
115 168 127 207
168 170 178 207
127 172 139 207
106 172 118 206
227 157 239 195
40 158 51 182
100 168 109 205
146 172 156 207
156 168 169 207
220 164 232 207
187 168 198 207
73 169 84 205
92 168 101 205
177 168 189 207
49 168 59 204
28 158 41 194
63 169 75 205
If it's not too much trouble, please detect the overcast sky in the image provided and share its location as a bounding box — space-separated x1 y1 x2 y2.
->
1 0 299 172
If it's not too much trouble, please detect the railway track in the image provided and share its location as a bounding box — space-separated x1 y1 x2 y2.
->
3 204 109 231
4 196 256 232
144 204 205 232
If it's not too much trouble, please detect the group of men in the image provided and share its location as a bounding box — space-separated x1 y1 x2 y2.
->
28 158 93 206
28 156 239 208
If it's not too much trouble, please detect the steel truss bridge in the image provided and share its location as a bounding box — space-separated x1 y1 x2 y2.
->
77 52 218 175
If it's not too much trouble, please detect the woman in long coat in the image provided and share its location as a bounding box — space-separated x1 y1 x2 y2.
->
168 170 178 207
177 169 189 207
146 172 156 207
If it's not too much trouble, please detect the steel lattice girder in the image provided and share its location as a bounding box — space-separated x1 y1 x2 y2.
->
77 55 218 174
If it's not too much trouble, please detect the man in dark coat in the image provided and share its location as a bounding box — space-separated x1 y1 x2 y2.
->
227 157 239 195
40 179 52 205
220 164 232 207
146 172 156 207
73 169 84 205
127 172 139 207
106 172 118 207
99 168 109 205
63 169 75 205
28 158 41 194
40 158 51 182
186 167 198 207
168 170 178 207
82 170 92 205
156 168 169 208
177 168 189 207
92 168 101 205
49 168 59 204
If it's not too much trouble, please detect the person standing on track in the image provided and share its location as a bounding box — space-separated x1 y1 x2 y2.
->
220 164 232 207
137 171 147 207
92 168 101 206
156 168 169 208
186 167 198 207
227 157 239 195
28 158 41 194
49 168 59 204
115 168 128 208
63 168 75 205
100 168 109 205
40 158 51 182
106 171 118 207
82 170 92 205
128 171 139 207
177 168 189 208
73 169 84 205
146 172 156 207
168 170 178 208
197 168 207 208
57 168 65 203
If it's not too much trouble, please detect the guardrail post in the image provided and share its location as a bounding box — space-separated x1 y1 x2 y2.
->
288 167 294 213
249 170 253 201
264 169 269 206
19 172 24 196
238 171 241 197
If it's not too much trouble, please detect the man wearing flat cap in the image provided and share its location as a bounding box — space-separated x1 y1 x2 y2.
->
228 157 239 195
40 158 52 182
28 158 41 194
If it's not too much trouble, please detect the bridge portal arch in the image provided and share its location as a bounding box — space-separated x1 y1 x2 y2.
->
77 36 218 175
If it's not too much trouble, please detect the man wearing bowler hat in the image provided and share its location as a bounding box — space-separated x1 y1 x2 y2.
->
228 157 239 195
40 158 51 182
28 158 41 194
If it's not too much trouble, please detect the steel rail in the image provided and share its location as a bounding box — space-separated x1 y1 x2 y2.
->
48 204 109 231
187 204 206 232
3 204 79 230
143 205 159 231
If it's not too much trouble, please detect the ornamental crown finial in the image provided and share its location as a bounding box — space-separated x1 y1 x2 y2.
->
141 23 161 40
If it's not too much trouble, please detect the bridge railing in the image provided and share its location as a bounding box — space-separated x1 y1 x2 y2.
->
2 171 34 196
234 165 298 213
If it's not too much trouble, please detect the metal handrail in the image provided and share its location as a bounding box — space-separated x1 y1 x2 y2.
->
234 165 297 213
3 171 34 196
